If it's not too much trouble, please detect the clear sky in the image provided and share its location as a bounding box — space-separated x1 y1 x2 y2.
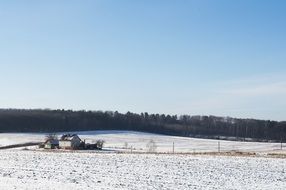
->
0 0 285 121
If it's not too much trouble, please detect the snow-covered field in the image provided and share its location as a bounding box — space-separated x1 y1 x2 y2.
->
0 130 284 153
0 131 285 189
0 150 285 190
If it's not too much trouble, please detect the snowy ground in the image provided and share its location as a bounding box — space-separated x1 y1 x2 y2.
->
0 131 285 189
0 150 285 190
0 130 284 153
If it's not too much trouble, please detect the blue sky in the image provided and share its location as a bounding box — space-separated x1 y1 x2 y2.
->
0 0 286 120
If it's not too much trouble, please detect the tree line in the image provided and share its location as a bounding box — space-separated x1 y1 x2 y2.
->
0 109 285 142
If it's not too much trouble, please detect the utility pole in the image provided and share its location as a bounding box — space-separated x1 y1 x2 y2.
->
172 142 175 154
281 139 283 150
218 135 221 153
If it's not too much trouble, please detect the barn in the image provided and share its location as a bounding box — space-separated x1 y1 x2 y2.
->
59 134 83 149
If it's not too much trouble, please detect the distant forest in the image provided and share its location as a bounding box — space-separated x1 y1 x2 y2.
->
0 109 285 142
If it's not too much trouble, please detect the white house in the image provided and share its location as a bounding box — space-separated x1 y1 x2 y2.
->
59 134 82 149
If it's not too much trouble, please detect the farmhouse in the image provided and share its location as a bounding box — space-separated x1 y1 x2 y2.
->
39 134 104 150
59 134 83 149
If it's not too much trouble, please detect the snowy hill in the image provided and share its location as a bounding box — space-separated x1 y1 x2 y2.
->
0 130 283 153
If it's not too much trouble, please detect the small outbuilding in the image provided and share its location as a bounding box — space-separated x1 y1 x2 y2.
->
45 139 59 149
59 134 83 149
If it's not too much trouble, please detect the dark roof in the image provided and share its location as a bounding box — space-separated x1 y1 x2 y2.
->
60 134 81 141
44 139 59 145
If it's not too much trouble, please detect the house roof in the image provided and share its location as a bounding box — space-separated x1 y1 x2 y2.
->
60 134 81 141
44 139 59 144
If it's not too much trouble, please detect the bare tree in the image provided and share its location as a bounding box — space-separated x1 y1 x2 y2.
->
146 139 157 153
95 140 105 150
124 142 128 149
45 133 58 141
